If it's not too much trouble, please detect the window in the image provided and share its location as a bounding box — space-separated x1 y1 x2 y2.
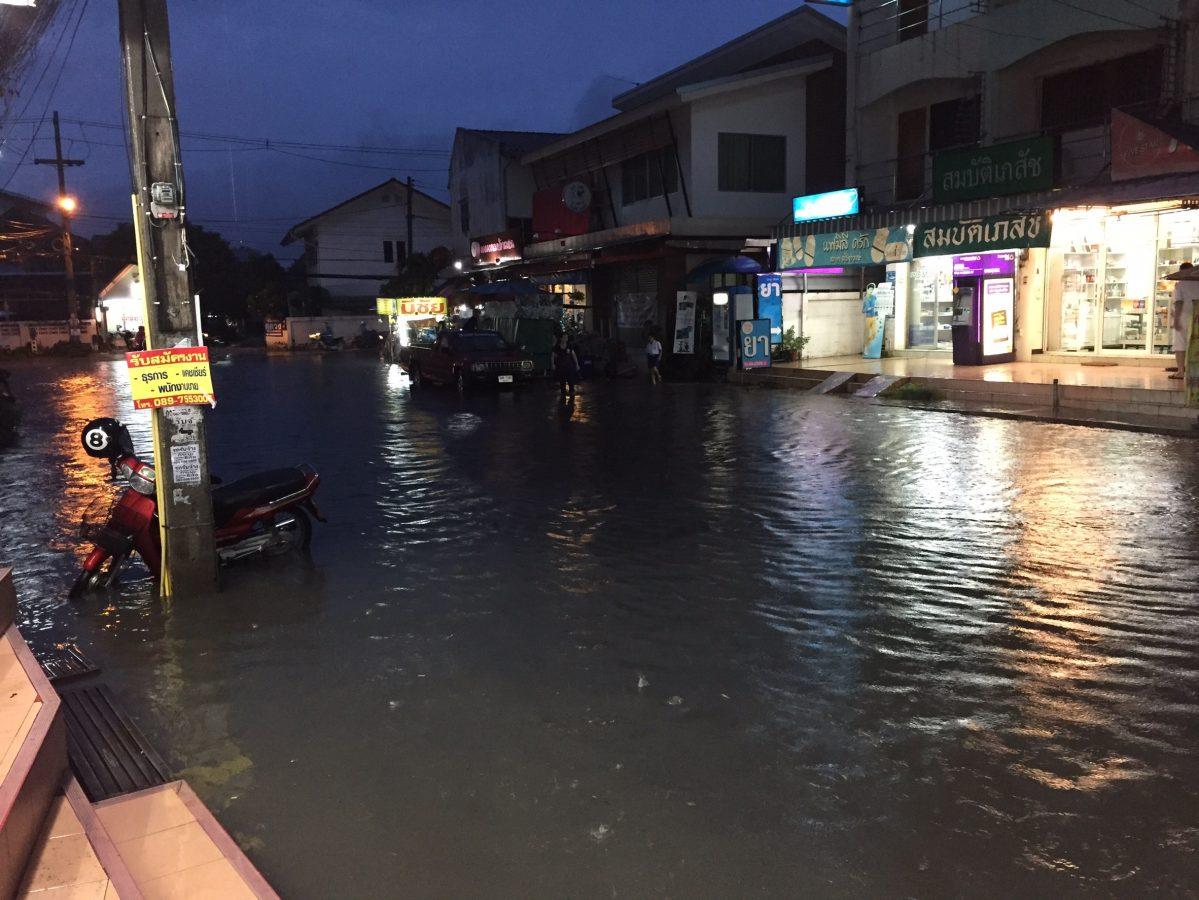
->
929 96 980 152
1041 49 1162 131
897 0 928 41
717 133 786 193
621 147 678 205
895 107 927 201
383 241 394 264
459 193 470 235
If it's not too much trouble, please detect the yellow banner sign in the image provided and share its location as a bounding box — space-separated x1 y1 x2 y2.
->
377 297 446 318
125 347 215 410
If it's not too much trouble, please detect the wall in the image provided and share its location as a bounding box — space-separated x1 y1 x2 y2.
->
801 293 863 358
311 188 451 301
688 74 808 219
0 320 98 351
266 315 387 350
449 134 508 257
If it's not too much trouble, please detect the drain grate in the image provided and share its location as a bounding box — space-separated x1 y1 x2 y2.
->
59 684 172 802
36 643 100 684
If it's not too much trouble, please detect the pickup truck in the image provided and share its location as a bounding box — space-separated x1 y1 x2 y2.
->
399 329 535 390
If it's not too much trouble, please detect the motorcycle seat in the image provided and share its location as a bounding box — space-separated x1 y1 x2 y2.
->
211 467 309 525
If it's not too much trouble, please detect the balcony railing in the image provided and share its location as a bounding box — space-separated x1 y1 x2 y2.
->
856 123 1111 207
858 0 986 54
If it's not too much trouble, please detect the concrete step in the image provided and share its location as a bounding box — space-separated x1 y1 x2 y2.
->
18 778 281 899
852 375 906 398
0 570 68 898
809 371 858 395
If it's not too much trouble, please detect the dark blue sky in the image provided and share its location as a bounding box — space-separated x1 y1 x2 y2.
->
0 0 822 259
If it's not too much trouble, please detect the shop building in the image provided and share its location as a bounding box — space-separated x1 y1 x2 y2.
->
774 0 1199 367
458 6 847 363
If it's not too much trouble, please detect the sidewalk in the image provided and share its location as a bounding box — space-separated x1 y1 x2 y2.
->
741 355 1199 436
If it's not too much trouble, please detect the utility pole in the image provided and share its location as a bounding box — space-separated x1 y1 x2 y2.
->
117 0 217 597
34 111 84 335
406 175 414 264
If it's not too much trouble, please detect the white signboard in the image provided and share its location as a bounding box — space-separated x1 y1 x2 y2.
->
673 291 697 354
873 282 895 317
982 278 1014 357
169 443 202 485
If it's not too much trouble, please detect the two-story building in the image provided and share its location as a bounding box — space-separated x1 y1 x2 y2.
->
776 0 1199 365
282 178 452 311
456 6 846 358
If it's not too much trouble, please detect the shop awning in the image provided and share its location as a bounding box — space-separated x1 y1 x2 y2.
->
685 255 762 282
468 280 547 296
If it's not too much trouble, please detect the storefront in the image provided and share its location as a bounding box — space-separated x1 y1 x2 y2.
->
376 296 448 349
1045 202 1199 356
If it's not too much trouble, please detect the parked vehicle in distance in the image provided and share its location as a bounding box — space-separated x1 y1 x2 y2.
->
399 329 535 390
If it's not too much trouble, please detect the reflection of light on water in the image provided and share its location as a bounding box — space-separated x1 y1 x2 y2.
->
386 364 406 391
446 413 482 437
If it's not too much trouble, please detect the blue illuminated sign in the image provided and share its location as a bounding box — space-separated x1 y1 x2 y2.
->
756 274 783 345
738 319 772 370
792 188 860 223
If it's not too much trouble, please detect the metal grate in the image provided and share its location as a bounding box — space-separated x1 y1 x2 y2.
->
59 684 172 802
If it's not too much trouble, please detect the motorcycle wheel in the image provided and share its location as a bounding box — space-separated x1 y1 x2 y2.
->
68 561 115 599
264 508 312 557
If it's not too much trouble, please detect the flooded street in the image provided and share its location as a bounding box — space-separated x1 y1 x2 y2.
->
2 353 1199 897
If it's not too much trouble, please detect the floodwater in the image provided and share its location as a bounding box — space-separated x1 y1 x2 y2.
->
2 353 1199 897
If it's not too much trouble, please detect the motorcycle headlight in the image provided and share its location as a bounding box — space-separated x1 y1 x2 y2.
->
521 359 533 370
129 465 156 495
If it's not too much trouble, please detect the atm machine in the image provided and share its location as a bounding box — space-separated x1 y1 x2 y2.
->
950 251 1016 366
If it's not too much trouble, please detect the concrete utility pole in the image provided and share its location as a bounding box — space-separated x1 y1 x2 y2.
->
34 111 83 334
117 0 217 597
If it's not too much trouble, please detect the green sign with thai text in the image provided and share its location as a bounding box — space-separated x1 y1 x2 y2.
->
914 212 1051 258
778 226 911 269
933 137 1054 202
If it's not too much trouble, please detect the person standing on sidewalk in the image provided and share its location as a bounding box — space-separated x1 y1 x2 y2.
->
1170 263 1196 380
646 333 663 384
553 333 580 400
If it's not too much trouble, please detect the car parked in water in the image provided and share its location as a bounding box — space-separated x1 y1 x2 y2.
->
399 329 535 390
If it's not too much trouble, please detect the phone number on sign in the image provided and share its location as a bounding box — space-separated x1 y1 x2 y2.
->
133 393 212 410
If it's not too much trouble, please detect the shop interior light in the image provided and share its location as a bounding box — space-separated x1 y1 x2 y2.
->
453 260 464 271
1052 206 1109 224
905 223 916 234
713 292 729 306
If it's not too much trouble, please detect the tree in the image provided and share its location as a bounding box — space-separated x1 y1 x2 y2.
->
90 222 290 330
378 251 444 297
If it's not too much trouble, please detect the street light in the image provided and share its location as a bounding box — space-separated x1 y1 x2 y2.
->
57 195 77 215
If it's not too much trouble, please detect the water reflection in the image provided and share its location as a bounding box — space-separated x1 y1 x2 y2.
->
1 356 1198 896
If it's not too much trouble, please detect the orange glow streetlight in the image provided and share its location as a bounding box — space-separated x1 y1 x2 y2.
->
57 195 78 215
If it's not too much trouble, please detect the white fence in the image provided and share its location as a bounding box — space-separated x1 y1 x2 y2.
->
0 320 99 352
264 316 387 350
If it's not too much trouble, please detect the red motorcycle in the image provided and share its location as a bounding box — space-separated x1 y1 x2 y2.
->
70 417 324 597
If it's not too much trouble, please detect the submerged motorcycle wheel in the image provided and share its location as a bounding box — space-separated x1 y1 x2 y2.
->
67 554 126 599
263 508 312 557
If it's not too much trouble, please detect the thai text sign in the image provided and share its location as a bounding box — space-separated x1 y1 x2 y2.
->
126 347 214 410
470 229 522 264
738 319 772 369
1111 109 1199 182
757 274 783 345
377 297 446 317
914 212 1050 258
779 226 911 269
933 137 1054 202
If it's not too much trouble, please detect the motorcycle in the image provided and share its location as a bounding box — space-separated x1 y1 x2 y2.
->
70 417 325 597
